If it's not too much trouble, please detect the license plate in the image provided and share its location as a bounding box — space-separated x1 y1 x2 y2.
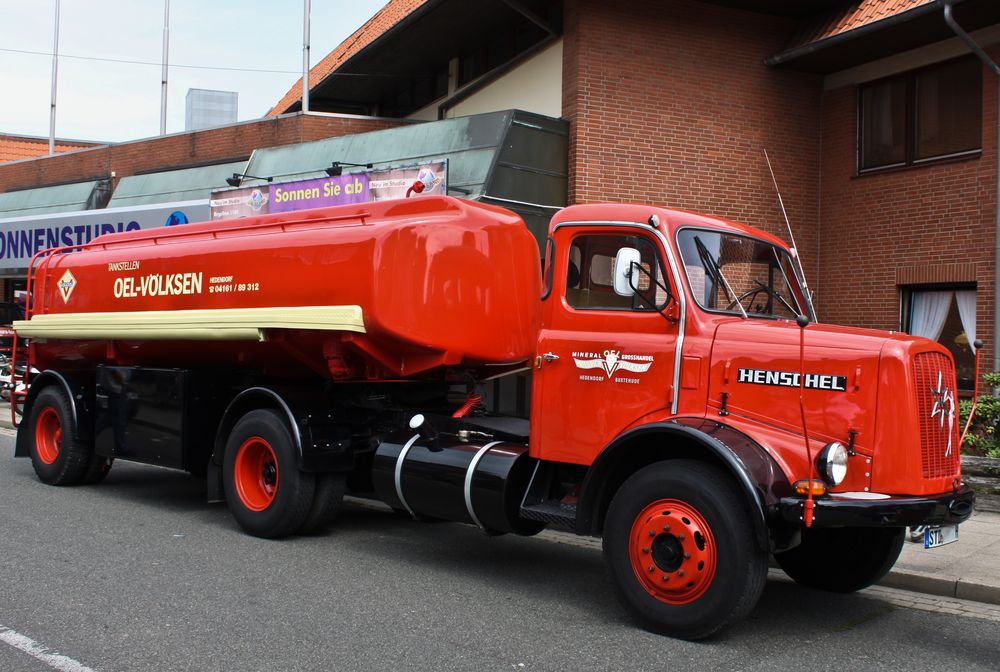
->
924 524 959 549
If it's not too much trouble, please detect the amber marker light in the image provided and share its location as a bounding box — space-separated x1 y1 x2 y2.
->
793 480 827 497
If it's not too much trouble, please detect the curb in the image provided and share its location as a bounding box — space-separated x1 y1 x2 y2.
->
880 568 1000 605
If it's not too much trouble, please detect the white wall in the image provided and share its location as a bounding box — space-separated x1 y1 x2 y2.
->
409 39 563 121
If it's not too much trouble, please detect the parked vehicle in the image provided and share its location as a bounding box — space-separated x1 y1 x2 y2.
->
12 196 974 639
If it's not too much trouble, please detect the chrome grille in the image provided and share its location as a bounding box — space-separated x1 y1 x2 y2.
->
912 352 960 479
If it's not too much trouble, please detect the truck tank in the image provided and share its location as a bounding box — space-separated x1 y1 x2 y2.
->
15 196 543 380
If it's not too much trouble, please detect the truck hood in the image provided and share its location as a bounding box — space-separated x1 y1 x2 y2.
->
709 319 885 470
709 319 961 495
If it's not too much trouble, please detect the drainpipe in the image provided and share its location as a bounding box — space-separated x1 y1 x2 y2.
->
943 0 1000 373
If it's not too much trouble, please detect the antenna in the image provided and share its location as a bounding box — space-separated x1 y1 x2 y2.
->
764 149 814 318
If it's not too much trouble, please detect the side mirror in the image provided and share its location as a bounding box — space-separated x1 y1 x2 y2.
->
613 247 641 296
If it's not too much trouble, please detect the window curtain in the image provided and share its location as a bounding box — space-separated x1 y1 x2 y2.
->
910 290 952 342
955 289 977 353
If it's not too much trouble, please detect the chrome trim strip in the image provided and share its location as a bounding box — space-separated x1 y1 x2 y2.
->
552 220 687 414
394 434 421 518
464 441 504 532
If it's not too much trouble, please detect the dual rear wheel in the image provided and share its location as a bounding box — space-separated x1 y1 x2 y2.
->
222 409 345 539
27 386 113 486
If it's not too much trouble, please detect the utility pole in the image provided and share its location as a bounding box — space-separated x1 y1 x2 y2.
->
302 0 311 112
160 0 170 135
48 0 60 155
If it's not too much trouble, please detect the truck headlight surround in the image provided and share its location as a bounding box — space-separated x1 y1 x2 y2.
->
817 442 848 487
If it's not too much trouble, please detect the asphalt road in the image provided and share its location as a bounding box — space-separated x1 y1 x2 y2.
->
1 429 998 672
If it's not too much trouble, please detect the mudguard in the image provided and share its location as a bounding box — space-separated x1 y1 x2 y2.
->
576 418 793 550
14 370 95 458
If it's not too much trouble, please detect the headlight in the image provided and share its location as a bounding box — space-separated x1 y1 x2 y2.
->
817 442 848 486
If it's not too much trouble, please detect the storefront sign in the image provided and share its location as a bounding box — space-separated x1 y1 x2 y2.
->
209 161 447 220
0 200 210 273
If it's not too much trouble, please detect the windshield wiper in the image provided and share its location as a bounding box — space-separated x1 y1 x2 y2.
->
694 235 747 318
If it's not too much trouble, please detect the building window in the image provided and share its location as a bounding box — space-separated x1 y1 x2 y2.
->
903 287 977 390
859 57 981 171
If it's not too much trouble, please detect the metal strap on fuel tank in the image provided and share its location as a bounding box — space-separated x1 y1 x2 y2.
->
394 434 421 518
464 441 504 532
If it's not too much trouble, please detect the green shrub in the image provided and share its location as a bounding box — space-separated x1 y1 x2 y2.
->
959 372 1000 457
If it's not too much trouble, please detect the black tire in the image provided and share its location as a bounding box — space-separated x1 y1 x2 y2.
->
296 473 346 535
775 527 905 593
223 409 315 539
27 386 91 486
603 460 768 640
82 454 114 484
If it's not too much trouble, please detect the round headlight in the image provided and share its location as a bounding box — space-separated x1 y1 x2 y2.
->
817 442 848 486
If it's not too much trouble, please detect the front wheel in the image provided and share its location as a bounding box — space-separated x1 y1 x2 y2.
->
775 527 905 593
603 460 767 640
223 409 315 539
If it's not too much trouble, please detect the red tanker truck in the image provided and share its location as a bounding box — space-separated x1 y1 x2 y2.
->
11 195 975 639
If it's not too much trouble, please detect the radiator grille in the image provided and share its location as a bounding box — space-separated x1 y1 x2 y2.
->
912 352 960 480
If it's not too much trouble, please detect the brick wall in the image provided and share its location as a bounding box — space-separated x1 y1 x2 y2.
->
818 52 998 370
563 0 823 279
0 113 404 195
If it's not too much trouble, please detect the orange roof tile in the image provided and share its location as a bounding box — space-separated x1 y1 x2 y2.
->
269 0 429 116
789 0 935 49
0 134 101 164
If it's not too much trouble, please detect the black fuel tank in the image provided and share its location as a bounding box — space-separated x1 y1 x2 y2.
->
373 432 544 536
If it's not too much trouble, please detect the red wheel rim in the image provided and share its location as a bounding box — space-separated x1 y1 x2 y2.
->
628 498 718 605
35 407 62 465
234 437 279 512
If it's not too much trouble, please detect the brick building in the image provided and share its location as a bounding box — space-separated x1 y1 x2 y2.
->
2 0 999 385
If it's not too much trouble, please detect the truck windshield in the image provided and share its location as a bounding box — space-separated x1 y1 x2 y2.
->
676 229 804 319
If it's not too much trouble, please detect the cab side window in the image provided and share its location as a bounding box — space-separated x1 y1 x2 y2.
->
566 234 669 311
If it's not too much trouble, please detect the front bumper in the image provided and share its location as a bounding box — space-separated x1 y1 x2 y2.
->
778 485 976 528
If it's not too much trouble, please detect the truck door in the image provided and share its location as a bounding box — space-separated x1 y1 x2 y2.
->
531 226 680 465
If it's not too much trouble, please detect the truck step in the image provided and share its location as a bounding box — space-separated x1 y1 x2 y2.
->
519 500 576 530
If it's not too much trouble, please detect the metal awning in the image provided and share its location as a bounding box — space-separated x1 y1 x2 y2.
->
108 160 248 208
0 180 106 218
243 109 568 246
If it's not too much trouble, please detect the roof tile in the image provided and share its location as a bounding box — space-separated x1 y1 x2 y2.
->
269 0 429 116
0 135 100 164
788 0 935 50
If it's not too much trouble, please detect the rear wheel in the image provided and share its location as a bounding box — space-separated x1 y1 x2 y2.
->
775 526 905 593
82 454 114 484
223 409 315 539
297 473 347 535
603 460 767 640
27 386 90 486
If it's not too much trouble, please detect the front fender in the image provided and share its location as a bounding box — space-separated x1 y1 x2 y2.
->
577 418 793 551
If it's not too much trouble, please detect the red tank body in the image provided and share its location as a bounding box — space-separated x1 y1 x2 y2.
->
17 196 542 380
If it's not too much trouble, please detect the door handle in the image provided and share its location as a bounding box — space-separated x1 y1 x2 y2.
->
535 352 560 368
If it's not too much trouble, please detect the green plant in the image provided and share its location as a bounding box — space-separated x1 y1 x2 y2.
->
959 373 1000 457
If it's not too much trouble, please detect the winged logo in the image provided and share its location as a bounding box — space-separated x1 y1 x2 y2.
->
573 349 653 379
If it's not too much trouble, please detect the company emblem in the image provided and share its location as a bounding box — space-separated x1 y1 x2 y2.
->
929 370 955 457
58 269 77 303
248 189 268 212
573 349 653 379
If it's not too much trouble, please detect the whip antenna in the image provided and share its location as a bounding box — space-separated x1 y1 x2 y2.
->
764 149 814 316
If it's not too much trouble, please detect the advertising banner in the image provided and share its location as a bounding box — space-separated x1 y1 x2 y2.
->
209 161 447 220
0 200 210 273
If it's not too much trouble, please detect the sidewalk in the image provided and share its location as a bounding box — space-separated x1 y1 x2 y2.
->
881 509 1000 604
2 400 997 605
